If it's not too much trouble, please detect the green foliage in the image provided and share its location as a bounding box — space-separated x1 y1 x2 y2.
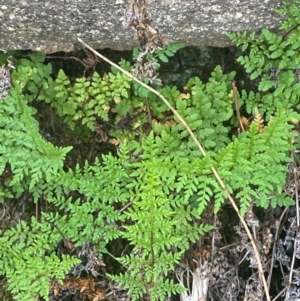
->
0 50 22 67
0 218 80 301
228 0 300 120
215 106 295 214
161 66 235 155
0 83 71 199
0 6 299 299
109 134 213 301
132 42 183 64
155 43 183 63
53 69 132 130
43 149 131 252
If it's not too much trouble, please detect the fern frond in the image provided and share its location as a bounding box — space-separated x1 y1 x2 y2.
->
241 116 250 130
254 108 265 133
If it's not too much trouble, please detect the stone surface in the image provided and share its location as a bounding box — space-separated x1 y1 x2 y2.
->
0 0 283 53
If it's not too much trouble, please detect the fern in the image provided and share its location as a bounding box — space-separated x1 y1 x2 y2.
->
0 6 299 299
228 0 300 120
43 150 131 252
0 218 80 301
150 66 235 159
0 84 71 198
215 106 295 214
254 108 264 133
109 133 213 301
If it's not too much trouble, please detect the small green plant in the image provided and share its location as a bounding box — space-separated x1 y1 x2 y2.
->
53 69 132 130
228 0 300 120
108 134 213 300
0 217 80 300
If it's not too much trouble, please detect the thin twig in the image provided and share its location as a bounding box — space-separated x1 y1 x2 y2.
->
106 251 127 268
118 200 133 214
272 287 287 301
77 37 271 301
0 204 7 220
294 166 299 228
211 214 218 261
285 166 299 300
282 23 300 41
232 81 244 133
145 97 152 125
267 206 288 289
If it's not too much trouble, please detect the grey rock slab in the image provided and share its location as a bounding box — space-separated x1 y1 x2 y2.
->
0 0 283 53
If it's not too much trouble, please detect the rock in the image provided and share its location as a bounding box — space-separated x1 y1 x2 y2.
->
0 0 283 53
